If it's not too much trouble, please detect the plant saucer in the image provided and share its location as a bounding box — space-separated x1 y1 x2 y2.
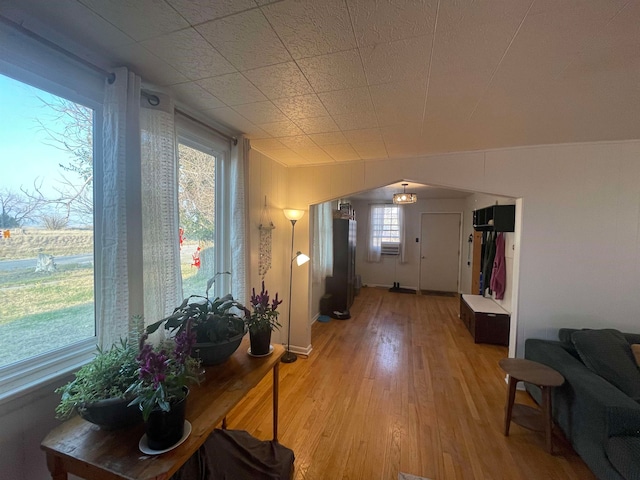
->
139 420 191 455
247 345 274 357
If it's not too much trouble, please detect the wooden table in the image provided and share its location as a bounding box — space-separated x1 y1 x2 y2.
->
41 339 284 480
499 358 564 454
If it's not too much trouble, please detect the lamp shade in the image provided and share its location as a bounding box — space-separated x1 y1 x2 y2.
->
295 252 310 266
392 183 417 204
283 209 305 221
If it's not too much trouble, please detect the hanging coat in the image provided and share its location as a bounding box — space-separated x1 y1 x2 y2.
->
490 232 506 300
481 231 496 296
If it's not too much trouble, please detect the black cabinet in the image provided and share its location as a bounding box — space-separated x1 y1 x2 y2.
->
325 219 356 313
473 205 515 232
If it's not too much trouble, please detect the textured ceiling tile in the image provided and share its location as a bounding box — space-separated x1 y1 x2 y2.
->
294 116 340 134
251 138 287 150
348 0 438 46
263 148 308 165
370 81 426 126
197 73 267 105
5 0 134 53
342 128 384 144
242 126 271 139
360 35 432 86
243 62 314 99
110 43 189 86
273 94 329 120
309 132 348 146
196 9 292 71
291 146 335 164
258 120 305 137
170 82 225 109
262 0 356 59
279 135 317 150
321 143 360 162
141 28 236 81
79 0 189 41
382 126 422 157
332 111 378 131
203 106 254 133
166 0 256 25
351 141 388 160
297 50 367 92
317 87 374 117
232 101 289 124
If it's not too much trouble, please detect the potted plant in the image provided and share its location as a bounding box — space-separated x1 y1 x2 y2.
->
126 325 199 451
146 275 249 365
247 281 282 356
55 339 142 430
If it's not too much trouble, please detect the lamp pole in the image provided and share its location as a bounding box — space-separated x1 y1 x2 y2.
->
282 217 298 363
282 209 306 363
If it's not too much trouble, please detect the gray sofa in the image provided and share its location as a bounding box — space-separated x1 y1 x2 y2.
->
525 329 640 480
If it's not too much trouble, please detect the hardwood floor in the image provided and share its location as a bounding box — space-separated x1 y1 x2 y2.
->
228 287 595 480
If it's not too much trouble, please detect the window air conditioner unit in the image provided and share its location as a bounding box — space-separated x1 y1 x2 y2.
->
381 242 400 256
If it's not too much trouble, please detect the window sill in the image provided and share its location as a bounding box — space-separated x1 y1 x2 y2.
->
0 339 97 406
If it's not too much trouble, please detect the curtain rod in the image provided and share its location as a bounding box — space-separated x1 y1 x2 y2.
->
3 14 238 146
175 108 238 146
0 15 116 83
141 91 237 145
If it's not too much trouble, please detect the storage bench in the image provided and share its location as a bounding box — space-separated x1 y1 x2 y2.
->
459 294 510 346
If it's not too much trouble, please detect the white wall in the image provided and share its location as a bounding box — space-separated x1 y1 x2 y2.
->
349 198 467 291
286 140 640 358
246 149 302 349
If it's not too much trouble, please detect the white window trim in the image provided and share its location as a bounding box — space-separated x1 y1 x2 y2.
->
176 115 231 298
0 50 103 404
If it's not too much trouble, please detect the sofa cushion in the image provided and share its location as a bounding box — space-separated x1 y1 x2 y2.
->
605 435 640 480
571 329 640 401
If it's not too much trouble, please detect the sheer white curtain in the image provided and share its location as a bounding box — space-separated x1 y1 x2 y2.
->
140 93 183 325
367 204 383 262
230 136 249 303
312 201 333 283
99 67 141 348
399 205 407 264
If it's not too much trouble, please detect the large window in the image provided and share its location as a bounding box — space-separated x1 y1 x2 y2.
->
0 73 96 370
370 204 401 246
175 115 231 300
177 141 217 298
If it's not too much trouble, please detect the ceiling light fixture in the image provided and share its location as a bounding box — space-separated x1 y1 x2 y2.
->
393 183 417 204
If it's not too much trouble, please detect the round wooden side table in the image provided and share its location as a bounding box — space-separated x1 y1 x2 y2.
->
499 358 565 454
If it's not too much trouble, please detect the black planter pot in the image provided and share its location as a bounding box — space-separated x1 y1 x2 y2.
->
249 328 272 356
192 327 247 365
145 388 188 451
78 396 142 430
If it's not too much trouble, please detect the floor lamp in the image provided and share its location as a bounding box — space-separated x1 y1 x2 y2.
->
282 209 310 363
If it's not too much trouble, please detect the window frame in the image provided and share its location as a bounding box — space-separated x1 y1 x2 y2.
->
370 204 401 246
0 61 103 405
176 121 231 298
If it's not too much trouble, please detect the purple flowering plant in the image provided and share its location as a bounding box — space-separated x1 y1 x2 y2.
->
247 281 283 333
127 321 200 421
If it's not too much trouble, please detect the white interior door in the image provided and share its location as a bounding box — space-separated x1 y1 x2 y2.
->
419 213 461 293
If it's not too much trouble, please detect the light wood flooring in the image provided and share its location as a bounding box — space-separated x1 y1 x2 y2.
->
228 287 596 480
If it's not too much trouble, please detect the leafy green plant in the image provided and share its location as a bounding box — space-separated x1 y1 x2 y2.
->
55 339 139 419
146 274 248 344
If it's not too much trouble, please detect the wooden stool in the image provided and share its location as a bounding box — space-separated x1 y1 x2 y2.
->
499 358 564 454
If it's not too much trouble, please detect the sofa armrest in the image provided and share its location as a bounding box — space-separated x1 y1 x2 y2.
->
525 339 640 438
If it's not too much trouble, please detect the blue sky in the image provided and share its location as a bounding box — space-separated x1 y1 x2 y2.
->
0 73 82 196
